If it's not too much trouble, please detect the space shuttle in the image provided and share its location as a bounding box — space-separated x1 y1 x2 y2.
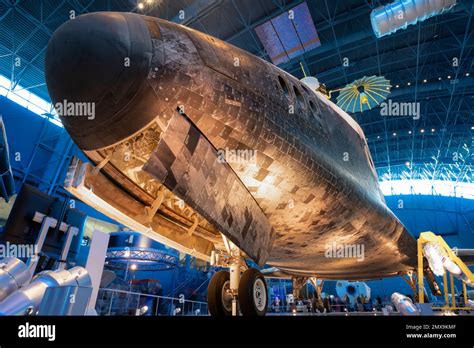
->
45 12 418 316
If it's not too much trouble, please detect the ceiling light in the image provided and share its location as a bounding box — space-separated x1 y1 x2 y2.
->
431 128 435 132
447 75 451 79
138 2 144 9
407 82 411 86
395 84 399 88
466 73 470 77
393 132 397 136
406 161 411 166
423 79 427 83
408 130 412 134
438 77 442 80
420 129 425 133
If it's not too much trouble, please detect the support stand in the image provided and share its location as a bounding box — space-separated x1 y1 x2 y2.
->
401 271 419 302
222 235 242 316
417 231 474 311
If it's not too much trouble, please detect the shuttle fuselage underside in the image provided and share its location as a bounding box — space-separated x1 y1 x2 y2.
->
47 12 417 280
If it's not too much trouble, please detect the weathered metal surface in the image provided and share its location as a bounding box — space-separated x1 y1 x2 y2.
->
64 159 215 260
46 12 417 280
83 148 221 243
143 111 275 266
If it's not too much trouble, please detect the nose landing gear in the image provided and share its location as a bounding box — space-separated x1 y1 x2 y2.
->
207 268 268 317
239 268 268 316
207 236 268 317
207 270 233 316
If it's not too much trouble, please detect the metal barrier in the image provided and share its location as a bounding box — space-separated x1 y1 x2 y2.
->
96 288 209 316
269 301 473 315
268 302 395 315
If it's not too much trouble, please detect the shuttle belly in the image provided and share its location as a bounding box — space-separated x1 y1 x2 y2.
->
46 12 417 280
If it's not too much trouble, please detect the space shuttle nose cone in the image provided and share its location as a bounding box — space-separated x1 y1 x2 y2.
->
45 12 153 150
46 12 129 107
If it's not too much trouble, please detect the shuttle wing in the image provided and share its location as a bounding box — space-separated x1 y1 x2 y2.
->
143 111 276 265
260 267 293 279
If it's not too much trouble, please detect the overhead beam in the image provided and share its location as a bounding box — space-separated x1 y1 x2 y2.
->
170 0 223 26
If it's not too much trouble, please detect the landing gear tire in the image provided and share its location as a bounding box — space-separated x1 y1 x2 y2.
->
238 268 268 316
208 270 233 317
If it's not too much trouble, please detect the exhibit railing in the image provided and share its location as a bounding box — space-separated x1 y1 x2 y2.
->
269 301 473 315
96 288 209 316
268 302 400 315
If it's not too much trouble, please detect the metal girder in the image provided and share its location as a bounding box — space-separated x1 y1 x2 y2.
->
282 4 469 76
431 10 473 181
315 37 474 87
170 0 223 27
230 0 268 59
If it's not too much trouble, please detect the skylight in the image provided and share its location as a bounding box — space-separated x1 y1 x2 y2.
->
0 74 61 127
380 180 474 200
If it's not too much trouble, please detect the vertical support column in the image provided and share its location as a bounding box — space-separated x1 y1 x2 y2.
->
309 277 324 310
462 283 467 307
221 234 241 316
26 216 57 279
442 272 449 306
56 226 78 270
417 238 424 303
230 260 240 316
450 273 455 308
85 230 110 315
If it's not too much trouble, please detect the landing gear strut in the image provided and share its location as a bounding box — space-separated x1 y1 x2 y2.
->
207 267 268 317
207 236 268 316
